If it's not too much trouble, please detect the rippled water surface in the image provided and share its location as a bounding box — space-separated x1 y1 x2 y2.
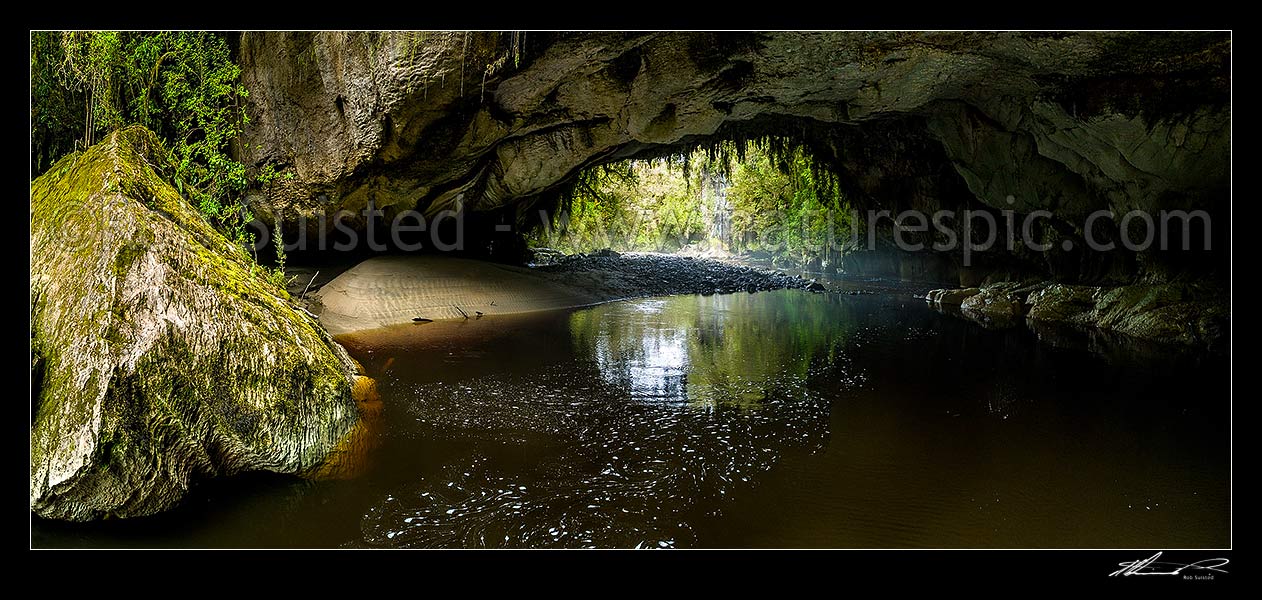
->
33 286 1230 548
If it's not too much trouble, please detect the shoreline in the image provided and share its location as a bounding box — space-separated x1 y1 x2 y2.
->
309 252 821 336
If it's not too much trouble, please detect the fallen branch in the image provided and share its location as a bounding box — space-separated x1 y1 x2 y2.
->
300 270 320 300
453 305 469 319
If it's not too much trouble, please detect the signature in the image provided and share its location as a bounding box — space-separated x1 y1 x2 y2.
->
1110 552 1229 577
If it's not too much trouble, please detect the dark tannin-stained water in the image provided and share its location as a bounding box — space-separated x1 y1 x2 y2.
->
33 285 1230 548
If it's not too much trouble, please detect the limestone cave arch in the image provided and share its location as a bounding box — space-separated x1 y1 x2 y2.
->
239 31 1230 285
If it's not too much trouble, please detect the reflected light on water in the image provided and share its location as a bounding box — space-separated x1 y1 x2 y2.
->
593 322 691 404
356 295 842 548
32 288 1229 549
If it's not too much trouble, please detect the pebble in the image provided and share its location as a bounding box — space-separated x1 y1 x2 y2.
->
534 253 818 296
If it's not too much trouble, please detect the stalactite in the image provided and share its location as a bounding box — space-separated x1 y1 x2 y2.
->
461 32 469 97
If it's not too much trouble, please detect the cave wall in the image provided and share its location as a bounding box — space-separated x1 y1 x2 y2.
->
238 31 1229 284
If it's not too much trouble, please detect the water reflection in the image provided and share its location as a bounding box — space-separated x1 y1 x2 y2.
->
577 304 693 404
358 294 850 547
32 288 1230 549
570 293 864 411
349 291 1227 548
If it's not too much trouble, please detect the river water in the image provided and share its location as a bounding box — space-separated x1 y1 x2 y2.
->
33 284 1230 548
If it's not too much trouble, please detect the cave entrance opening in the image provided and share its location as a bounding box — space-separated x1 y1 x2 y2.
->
524 138 856 273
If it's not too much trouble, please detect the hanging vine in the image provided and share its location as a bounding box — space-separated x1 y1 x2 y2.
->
31 32 267 250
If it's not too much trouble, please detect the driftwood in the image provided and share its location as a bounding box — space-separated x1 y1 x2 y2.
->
453 305 469 319
299 270 320 300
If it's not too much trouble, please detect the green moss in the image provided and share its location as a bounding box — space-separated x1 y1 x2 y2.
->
30 126 358 521
112 242 146 278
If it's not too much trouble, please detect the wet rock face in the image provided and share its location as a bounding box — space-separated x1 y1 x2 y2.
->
925 287 980 306
30 127 362 521
925 280 1228 349
1026 282 1228 349
239 31 1228 283
958 283 1039 329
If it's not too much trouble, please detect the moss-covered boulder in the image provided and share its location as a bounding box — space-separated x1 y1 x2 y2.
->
30 126 360 521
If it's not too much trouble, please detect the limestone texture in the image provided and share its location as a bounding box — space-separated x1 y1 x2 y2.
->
31 127 363 520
